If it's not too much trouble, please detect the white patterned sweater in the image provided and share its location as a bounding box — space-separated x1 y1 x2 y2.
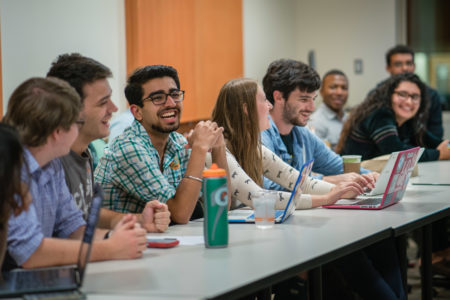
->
206 145 334 210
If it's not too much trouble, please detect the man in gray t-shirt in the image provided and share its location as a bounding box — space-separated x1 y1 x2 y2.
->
60 150 93 219
47 53 170 232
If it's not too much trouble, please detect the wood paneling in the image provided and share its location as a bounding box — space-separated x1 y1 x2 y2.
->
125 0 243 122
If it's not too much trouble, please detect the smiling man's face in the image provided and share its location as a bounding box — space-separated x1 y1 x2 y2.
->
320 74 348 113
282 88 317 127
138 76 182 135
80 78 117 141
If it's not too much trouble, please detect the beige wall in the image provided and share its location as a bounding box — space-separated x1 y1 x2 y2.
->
243 0 297 82
0 0 127 114
243 0 397 108
1 0 398 114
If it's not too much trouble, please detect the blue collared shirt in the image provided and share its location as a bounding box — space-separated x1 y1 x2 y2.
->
7 149 85 266
261 116 369 191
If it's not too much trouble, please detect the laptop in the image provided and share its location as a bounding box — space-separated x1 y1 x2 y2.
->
228 159 314 223
324 147 423 210
0 183 103 297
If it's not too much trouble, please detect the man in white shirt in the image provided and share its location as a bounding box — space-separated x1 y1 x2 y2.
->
310 69 348 150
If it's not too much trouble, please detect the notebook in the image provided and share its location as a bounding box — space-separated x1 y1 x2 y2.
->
323 147 423 210
228 159 314 223
0 183 103 297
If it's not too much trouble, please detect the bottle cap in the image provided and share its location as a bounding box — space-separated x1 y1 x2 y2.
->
202 163 226 177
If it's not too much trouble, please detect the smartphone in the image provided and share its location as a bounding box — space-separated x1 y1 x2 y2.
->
147 238 180 248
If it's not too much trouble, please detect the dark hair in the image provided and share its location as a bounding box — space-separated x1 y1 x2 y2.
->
322 69 347 81
385 45 414 66
336 73 429 153
47 53 112 100
0 123 28 224
3 77 82 147
124 65 180 107
262 59 321 105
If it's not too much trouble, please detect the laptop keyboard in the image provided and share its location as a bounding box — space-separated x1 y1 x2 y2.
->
7 268 76 292
16 269 64 289
355 198 383 206
23 290 85 300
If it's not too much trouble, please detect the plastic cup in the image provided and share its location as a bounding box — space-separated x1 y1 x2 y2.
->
252 191 277 229
342 155 362 174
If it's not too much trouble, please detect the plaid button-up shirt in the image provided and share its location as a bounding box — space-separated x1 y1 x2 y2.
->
95 120 191 213
7 149 85 266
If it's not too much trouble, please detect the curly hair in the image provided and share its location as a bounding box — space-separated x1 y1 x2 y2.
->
263 59 321 105
336 73 429 153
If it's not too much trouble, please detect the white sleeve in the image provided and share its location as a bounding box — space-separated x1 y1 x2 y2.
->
261 145 334 205
224 149 304 209
225 147 314 209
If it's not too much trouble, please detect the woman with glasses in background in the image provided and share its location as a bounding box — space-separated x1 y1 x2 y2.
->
336 72 450 161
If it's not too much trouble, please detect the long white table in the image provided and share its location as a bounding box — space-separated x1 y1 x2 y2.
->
83 161 450 299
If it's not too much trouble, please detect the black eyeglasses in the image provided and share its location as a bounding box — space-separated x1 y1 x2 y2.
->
393 90 421 104
143 90 185 106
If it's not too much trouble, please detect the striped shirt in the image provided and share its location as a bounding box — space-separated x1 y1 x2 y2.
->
94 120 190 213
342 107 440 161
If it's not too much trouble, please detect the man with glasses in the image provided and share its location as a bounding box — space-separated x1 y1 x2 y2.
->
377 45 444 139
47 53 170 233
95 65 228 224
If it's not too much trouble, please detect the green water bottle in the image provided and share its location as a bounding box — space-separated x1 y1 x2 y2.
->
202 163 228 248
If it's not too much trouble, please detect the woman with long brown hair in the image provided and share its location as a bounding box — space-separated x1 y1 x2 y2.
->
211 78 365 210
0 123 30 267
211 78 407 300
336 73 450 161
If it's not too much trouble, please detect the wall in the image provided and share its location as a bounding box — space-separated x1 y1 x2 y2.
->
243 0 297 83
0 0 127 115
243 0 397 107
1 0 398 114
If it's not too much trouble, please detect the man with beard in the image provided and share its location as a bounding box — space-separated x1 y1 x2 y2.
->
261 59 376 191
47 54 170 233
310 69 349 150
95 65 228 224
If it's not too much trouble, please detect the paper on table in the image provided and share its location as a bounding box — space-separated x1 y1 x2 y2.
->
146 235 204 246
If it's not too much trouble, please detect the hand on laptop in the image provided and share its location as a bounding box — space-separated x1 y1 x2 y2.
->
321 182 365 206
361 172 379 188
109 215 147 259
323 172 377 189
139 200 171 233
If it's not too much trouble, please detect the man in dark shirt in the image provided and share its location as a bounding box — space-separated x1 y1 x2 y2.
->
379 45 444 139
47 53 170 232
